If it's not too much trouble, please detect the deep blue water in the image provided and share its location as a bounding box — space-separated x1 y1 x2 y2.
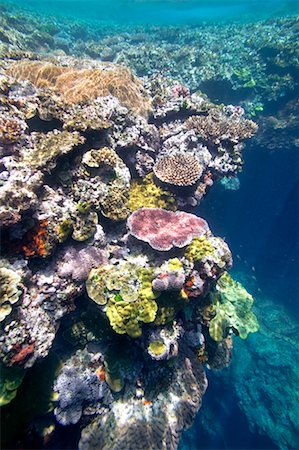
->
198 143 299 319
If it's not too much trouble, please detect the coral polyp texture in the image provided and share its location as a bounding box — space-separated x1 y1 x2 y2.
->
153 153 203 187
8 61 152 116
0 50 259 450
127 208 209 251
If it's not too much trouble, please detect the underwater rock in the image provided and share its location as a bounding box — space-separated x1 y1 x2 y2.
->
127 208 209 251
79 343 207 450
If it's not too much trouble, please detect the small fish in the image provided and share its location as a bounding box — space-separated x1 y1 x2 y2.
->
236 254 241 260
143 400 152 406
252 266 256 272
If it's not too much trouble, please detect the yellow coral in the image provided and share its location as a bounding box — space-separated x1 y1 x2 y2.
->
8 61 151 116
185 236 214 262
128 173 176 212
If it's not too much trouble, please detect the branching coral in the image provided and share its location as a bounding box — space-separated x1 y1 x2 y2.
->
8 61 152 115
153 153 203 187
186 108 257 145
209 272 259 341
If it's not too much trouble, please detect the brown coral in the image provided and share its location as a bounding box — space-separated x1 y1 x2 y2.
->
186 108 257 144
153 153 203 187
8 61 151 116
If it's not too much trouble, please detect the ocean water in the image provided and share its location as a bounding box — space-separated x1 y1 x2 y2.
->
0 1 298 449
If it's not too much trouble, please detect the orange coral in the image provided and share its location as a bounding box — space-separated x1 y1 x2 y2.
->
8 61 151 116
95 366 106 382
20 220 50 257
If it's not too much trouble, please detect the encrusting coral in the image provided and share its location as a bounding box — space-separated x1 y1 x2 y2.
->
128 173 177 211
127 208 209 251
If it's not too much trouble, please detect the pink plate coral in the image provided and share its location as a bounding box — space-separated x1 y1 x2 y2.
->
127 208 209 251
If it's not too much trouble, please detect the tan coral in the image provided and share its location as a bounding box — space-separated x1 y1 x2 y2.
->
8 61 151 116
153 153 203 187
186 108 257 144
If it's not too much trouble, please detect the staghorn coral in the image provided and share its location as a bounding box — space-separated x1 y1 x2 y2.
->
8 61 152 115
0 267 23 321
153 153 203 187
128 173 177 212
127 208 209 251
209 272 259 342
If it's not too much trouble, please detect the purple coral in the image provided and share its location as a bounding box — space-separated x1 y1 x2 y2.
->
127 208 209 251
57 245 107 281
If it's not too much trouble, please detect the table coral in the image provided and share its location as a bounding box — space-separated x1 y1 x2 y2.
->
127 208 209 251
153 153 203 187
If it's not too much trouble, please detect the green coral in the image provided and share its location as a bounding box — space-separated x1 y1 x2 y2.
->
72 211 98 241
0 363 26 406
0 267 23 322
185 236 214 263
209 272 259 342
22 130 84 169
86 260 158 337
128 173 176 211
106 297 158 338
148 340 167 357
100 185 130 221
86 265 111 305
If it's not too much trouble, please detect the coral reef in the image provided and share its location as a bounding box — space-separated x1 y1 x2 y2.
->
0 35 260 448
128 173 177 211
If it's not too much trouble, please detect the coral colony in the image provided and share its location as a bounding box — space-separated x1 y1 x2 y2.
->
0 45 260 447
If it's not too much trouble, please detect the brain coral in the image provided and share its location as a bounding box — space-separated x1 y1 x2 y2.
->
8 61 151 116
127 208 209 251
153 153 203 187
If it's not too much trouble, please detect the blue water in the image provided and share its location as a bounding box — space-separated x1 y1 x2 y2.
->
6 0 299 24
1 0 298 449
